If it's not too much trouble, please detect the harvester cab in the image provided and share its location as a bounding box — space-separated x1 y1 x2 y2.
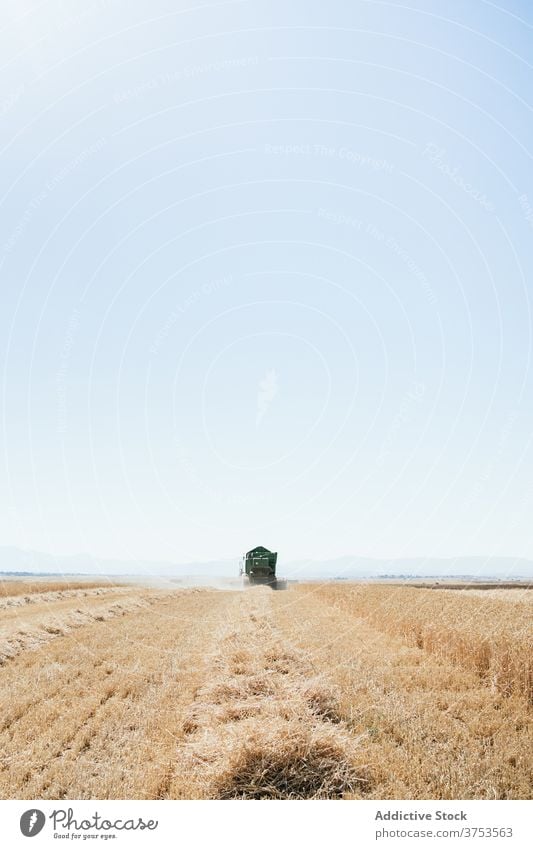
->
241 546 286 590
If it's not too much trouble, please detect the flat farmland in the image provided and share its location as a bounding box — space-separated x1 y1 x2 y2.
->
0 580 531 799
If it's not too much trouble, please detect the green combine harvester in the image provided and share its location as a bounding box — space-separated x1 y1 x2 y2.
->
240 546 286 590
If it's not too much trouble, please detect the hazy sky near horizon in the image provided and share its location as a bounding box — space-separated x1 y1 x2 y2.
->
1 0 532 565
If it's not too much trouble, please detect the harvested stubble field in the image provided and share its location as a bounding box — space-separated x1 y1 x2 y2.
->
0 579 531 800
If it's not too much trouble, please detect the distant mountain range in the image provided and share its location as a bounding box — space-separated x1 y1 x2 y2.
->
0 546 531 579
286 555 533 579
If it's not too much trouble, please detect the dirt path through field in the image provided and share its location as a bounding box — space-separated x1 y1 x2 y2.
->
163 587 367 799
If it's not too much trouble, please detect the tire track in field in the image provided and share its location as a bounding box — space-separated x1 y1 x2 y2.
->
165 589 370 799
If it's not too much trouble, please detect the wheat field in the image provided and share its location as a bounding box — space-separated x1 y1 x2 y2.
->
0 579 531 799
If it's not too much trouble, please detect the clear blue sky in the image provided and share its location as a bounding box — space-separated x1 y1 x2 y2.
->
1 0 532 564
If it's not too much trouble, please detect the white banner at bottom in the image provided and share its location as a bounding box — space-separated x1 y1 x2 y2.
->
1 799 531 849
